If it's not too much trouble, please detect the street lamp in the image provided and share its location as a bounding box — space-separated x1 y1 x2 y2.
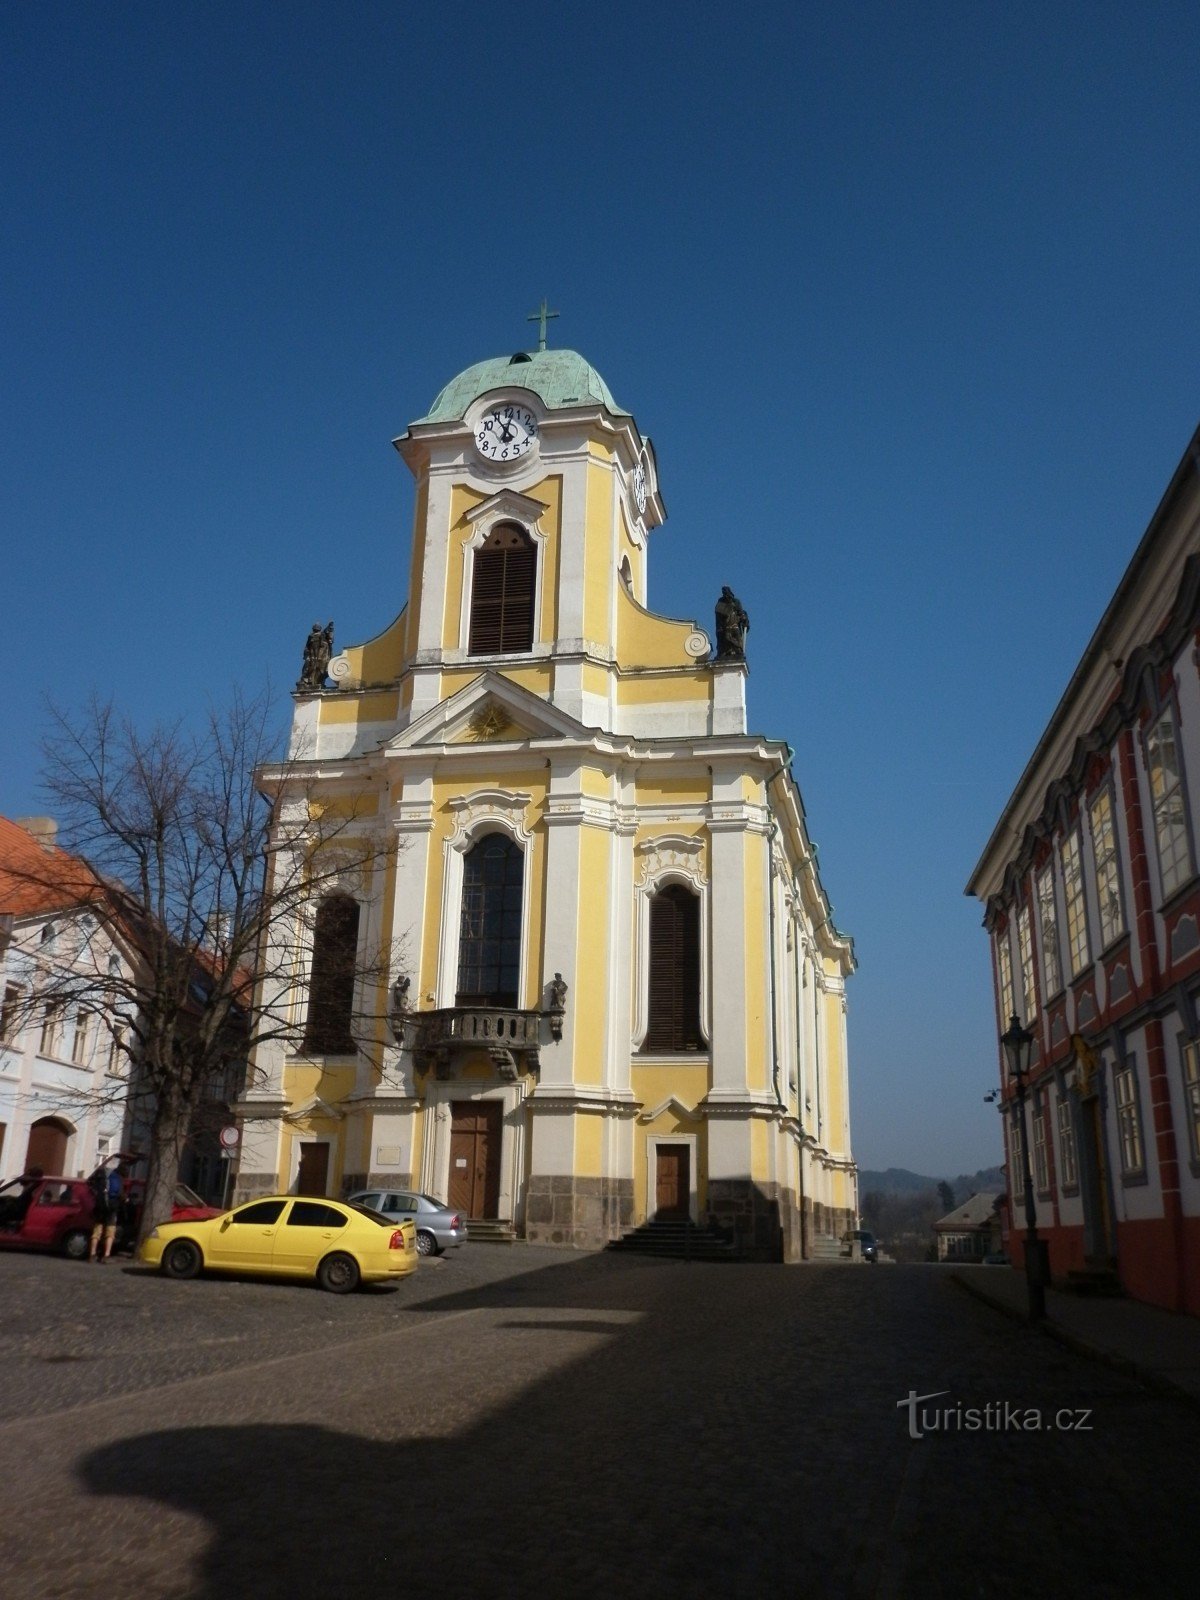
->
1000 1013 1047 1323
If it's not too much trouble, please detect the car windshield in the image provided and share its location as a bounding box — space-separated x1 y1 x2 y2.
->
173 1183 208 1207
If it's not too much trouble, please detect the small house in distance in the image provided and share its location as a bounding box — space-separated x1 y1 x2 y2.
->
934 1192 1002 1262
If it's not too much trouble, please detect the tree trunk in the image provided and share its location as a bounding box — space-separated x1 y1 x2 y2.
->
137 1078 198 1246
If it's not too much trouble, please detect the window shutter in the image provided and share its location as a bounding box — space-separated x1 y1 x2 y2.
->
304 896 360 1054
469 525 536 655
645 886 702 1051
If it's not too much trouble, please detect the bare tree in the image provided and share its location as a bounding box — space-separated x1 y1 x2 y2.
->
8 690 399 1242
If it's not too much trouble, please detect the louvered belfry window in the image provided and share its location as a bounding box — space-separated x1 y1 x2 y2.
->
468 523 536 655
304 895 360 1054
645 884 703 1051
457 834 523 1006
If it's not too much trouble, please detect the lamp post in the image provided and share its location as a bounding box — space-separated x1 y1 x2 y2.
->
1000 1013 1047 1323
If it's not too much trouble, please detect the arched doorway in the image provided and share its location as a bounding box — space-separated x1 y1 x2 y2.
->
24 1116 72 1175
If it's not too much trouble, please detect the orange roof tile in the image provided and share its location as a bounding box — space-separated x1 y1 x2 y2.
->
0 815 104 919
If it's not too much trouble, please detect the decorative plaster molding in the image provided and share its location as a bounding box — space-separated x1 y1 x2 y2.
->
634 833 707 890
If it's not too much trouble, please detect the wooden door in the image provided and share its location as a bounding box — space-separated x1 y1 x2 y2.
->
448 1101 502 1218
296 1142 330 1196
655 1145 689 1218
25 1118 69 1175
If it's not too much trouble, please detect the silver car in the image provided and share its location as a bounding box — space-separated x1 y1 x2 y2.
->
348 1190 467 1256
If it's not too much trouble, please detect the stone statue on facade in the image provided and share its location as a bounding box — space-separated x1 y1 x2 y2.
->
297 621 334 691
714 587 749 661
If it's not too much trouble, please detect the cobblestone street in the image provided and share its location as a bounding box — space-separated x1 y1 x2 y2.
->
0 1248 1195 1599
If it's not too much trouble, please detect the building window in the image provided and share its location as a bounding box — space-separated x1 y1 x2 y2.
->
1037 865 1062 998
1181 1040 1200 1163
303 895 360 1055
996 932 1015 1027
1113 1058 1145 1176
644 884 703 1051
1060 831 1090 977
468 524 536 656
70 1010 91 1065
1146 711 1193 899
1009 1116 1026 1201
108 1027 127 1077
1033 1097 1049 1192
1 983 23 1044
1056 1093 1078 1189
39 998 65 1057
1089 788 1125 948
456 834 523 1006
1017 904 1037 1022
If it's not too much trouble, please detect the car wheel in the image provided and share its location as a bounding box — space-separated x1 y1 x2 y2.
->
61 1228 90 1261
316 1252 360 1294
162 1240 202 1280
415 1230 437 1257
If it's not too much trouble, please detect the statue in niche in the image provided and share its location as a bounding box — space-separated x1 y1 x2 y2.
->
297 621 334 690
714 587 749 660
549 972 568 1011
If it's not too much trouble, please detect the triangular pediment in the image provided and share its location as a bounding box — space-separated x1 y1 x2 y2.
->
287 1094 346 1123
639 1095 697 1125
464 487 551 529
382 673 594 753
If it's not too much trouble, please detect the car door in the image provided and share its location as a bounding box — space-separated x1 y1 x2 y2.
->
26 1182 80 1250
206 1199 287 1270
271 1200 351 1278
380 1192 419 1227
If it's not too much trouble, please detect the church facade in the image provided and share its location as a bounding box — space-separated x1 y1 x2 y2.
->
235 344 856 1260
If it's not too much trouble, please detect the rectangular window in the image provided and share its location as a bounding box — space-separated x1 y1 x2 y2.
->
1056 1094 1078 1189
1033 1098 1050 1192
1113 1059 1145 1176
1089 789 1125 948
1 983 23 1044
1060 832 1090 977
1037 866 1062 997
107 1028 126 1077
1009 1116 1026 1200
39 998 64 1057
1018 904 1037 1022
1147 711 1193 899
996 933 1015 1029
70 1010 91 1065
1181 1041 1200 1163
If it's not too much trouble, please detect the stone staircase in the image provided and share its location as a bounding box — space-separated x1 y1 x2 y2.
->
607 1216 741 1262
807 1232 845 1262
464 1218 517 1245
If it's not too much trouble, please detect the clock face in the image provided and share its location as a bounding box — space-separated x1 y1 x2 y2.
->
632 461 647 515
475 403 538 464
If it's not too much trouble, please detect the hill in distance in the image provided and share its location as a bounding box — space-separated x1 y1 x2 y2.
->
858 1166 1005 1201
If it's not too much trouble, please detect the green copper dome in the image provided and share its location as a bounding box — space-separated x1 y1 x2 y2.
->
417 349 628 424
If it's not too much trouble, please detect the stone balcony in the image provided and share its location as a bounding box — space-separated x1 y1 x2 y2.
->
403 1004 557 1080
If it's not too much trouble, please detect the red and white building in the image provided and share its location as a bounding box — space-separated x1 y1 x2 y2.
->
967 424 1200 1315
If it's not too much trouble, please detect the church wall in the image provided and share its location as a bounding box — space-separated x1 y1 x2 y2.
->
572 825 611 1080
584 458 615 643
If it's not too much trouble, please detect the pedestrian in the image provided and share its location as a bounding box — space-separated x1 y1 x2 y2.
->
87 1161 124 1264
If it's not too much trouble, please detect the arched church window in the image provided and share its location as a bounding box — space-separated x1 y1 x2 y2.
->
619 556 633 592
457 834 523 1006
304 895 360 1054
468 524 536 656
645 884 703 1051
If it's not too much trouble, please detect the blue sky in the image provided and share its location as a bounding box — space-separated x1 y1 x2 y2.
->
3 2 1198 1175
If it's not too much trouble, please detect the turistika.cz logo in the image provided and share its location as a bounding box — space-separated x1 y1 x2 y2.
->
897 1389 1093 1440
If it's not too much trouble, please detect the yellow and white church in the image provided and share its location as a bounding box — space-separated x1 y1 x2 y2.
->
235 339 857 1260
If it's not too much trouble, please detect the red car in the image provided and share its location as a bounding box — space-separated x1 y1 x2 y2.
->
0 1173 222 1259
0 1175 96 1258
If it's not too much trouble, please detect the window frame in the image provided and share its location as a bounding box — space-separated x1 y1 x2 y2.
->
1088 785 1126 949
1179 1037 1200 1170
1017 902 1037 1023
1112 1056 1146 1181
303 894 362 1057
1032 1093 1050 1194
466 522 538 657
455 832 525 1007
1060 829 1091 979
1145 707 1195 902
996 930 1015 1030
1037 863 1063 1000
642 883 704 1053
1056 1092 1079 1191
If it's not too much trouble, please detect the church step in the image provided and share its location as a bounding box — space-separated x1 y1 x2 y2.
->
607 1218 740 1262
464 1218 517 1244
807 1234 845 1261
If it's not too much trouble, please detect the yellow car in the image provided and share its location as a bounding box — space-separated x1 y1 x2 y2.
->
138 1196 418 1292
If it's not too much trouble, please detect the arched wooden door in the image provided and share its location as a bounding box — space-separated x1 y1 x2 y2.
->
25 1117 70 1175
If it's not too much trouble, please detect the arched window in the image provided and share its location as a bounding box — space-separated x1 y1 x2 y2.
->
468 524 536 655
304 895 360 1054
457 834 523 1006
645 884 703 1051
